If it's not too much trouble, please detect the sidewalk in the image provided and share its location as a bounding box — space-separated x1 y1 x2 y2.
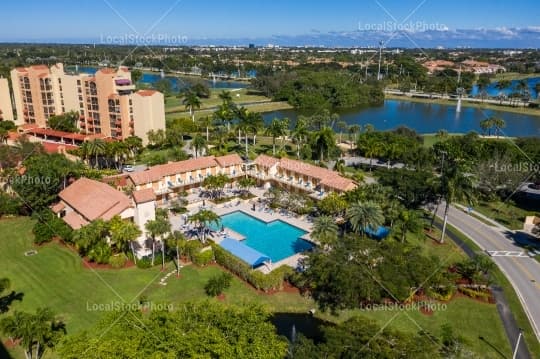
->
453 203 512 232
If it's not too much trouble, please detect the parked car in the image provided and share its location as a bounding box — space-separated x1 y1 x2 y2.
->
123 165 134 172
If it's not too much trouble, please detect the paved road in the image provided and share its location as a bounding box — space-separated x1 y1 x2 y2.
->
436 204 540 342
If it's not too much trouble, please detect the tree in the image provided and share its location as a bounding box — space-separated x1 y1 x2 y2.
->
336 121 348 144
108 216 141 259
57 302 288 358
167 231 188 277
358 134 382 170
346 201 384 238
0 128 8 144
291 117 309 159
199 115 212 142
0 278 23 314
202 174 230 200
311 216 338 245
86 139 106 169
11 153 82 212
47 111 79 133
190 134 207 158
131 69 143 83
237 177 256 197
155 79 172 96
312 127 335 162
265 118 288 155
181 90 201 122
204 273 232 297
188 209 220 244
317 192 347 217
479 118 493 136
145 215 171 267
0 307 65 359
439 159 475 243
491 117 506 138
395 210 423 243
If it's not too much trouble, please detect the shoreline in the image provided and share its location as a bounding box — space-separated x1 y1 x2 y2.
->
385 94 540 117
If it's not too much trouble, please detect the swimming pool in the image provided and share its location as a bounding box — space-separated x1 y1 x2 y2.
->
215 211 313 263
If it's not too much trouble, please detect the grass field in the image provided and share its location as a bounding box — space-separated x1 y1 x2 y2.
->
493 72 540 82
0 217 515 358
471 200 539 230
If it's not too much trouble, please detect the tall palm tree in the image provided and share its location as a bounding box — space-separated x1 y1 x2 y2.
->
336 121 348 144
199 116 213 141
266 118 289 155
247 111 264 148
86 139 106 169
236 106 250 153
479 118 493 136
109 216 141 260
124 136 143 159
181 90 202 122
359 136 382 171
167 231 187 277
491 117 506 138
218 90 233 104
291 117 309 159
439 160 475 243
145 216 171 267
313 127 335 162
311 216 338 244
348 124 361 149
191 134 207 158
188 209 220 244
347 201 384 239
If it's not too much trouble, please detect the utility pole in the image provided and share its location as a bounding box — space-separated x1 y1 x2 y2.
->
377 40 383 81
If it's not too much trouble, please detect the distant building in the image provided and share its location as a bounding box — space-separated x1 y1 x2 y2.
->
0 78 14 122
10 63 165 145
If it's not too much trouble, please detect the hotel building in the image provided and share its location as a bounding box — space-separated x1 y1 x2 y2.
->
10 63 164 145
0 78 14 122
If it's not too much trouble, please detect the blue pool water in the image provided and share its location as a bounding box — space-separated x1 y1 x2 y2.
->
215 211 312 263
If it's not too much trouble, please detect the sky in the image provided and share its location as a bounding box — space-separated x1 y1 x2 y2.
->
1 0 539 45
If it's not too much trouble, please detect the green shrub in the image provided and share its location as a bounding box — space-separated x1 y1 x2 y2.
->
109 253 128 269
193 249 213 266
204 273 233 297
32 209 73 244
212 244 293 291
136 257 152 269
87 242 112 264
185 240 203 261
458 287 491 301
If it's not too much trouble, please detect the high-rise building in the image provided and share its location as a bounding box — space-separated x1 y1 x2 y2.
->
0 78 14 122
10 63 164 145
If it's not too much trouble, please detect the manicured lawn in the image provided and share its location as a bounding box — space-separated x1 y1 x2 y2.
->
0 217 515 358
471 199 539 230
422 133 463 148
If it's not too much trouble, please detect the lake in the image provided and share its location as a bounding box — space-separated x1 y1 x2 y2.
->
262 99 540 137
71 66 248 92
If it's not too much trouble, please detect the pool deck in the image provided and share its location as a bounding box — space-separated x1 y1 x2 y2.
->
169 190 316 273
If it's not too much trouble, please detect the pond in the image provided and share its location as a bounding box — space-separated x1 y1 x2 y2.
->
262 99 540 137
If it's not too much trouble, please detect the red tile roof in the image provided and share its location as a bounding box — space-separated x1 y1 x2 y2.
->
59 178 132 223
132 188 156 204
42 141 79 154
50 202 65 214
62 211 89 230
253 154 279 168
135 90 159 97
128 156 218 186
215 153 243 167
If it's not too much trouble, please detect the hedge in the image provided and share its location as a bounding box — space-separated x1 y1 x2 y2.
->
458 287 492 302
109 253 128 269
193 249 213 266
212 243 293 292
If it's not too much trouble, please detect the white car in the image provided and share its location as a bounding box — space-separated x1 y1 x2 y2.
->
123 165 134 172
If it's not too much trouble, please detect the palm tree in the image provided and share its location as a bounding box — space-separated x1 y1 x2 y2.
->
168 231 187 277
191 134 207 158
436 129 448 141
0 307 65 359
86 139 106 169
313 127 335 162
336 121 348 144
188 209 220 244
491 117 506 138
359 136 382 171
109 216 141 262
395 210 423 243
199 115 213 142
348 124 361 149
181 90 202 122
311 216 338 244
291 117 309 159
247 111 264 148
236 106 251 153
347 201 384 238
439 160 475 243
0 128 8 144
479 118 493 136
266 118 289 155
124 136 143 159
145 216 171 267
218 90 233 104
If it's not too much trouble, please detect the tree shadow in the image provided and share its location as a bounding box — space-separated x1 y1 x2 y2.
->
501 230 540 250
0 291 24 314
478 336 508 359
0 340 12 359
